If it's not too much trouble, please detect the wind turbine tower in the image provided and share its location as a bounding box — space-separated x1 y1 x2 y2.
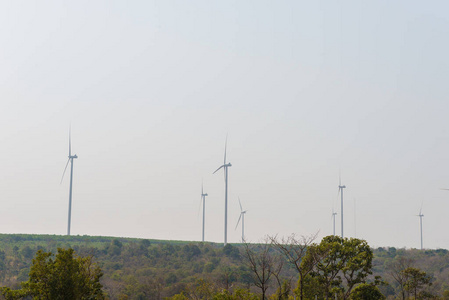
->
235 197 247 243
332 209 337 236
213 137 232 245
201 183 208 242
338 176 346 238
417 208 424 250
61 128 78 236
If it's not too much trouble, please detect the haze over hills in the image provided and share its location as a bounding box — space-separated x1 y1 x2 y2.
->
1 1 449 251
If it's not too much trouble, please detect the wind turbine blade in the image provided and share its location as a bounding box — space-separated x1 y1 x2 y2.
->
420 201 423 215
202 180 204 195
440 188 449 191
224 135 228 165
198 195 203 218
238 197 242 212
60 158 70 184
235 213 242 230
339 169 341 186
213 165 224 174
69 126 71 157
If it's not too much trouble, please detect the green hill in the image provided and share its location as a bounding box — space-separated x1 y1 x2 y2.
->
0 234 448 299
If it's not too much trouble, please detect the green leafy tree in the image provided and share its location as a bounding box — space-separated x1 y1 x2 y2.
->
295 274 326 300
403 267 433 300
270 280 291 300
305 236 376 299
349 283 385 300
232 288 259 300
1 248 104 299
169 288 258 300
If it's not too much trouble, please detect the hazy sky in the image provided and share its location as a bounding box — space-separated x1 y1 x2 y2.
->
1 1 449 249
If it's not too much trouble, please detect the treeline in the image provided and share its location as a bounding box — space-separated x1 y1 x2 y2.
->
0 234 268 298
0 234 448 299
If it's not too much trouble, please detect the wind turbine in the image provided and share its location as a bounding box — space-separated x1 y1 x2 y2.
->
354 198 357 238
417 205 424 250
338 175 346 238
61 127 78 236
213 137 232 245
235 197 247 243
200 183 208 242
331 208 337 236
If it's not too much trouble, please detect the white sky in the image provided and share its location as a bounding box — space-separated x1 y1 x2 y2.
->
1 1 449 249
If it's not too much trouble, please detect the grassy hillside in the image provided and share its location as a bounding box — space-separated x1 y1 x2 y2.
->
0 234 448 299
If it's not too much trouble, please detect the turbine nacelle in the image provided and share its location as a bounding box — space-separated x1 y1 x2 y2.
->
69 154 78 159
213 162 232 174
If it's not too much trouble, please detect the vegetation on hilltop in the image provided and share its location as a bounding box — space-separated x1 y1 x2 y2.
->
1 248 104 299
0 234 447 299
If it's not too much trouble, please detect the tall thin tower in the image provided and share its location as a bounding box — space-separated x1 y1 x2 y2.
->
338 175 346 238
61 127 78 236
213 137 232 245
332 210 337 236
236 197 247 243
201 183 208 242
354 198 357 238
418 209 424 250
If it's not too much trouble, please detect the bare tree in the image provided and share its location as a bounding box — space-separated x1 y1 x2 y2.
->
243 239 275 300
269 253 285 299
270 233 318 300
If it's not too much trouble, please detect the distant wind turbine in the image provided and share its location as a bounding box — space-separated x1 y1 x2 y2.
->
61 127 78 236
213 137 232 245
200 182 208 242
235 197 247 243
338 174 346 238
354 198 357 238
417 205 424 250
332 208 337 236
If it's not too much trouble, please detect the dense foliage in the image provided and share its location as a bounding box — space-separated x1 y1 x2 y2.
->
1 248 103 299
303 236 375 299
0 234 446 299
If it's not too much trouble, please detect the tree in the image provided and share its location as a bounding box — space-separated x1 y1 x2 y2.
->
1 248 104 299
270 233 318 300
270 280 291 300
305 236 376 299
403 267 433 300
386 256 413 300
349 283 385 300
168 287 259 300
243 240 274 300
